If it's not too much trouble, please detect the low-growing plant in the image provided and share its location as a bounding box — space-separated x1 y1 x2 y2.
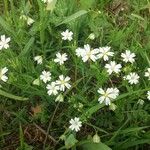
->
0 0 150 149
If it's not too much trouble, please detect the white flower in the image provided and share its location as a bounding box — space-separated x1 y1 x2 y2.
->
121 50 136 63
0 35 11 50
0 67 8 82
40 70 51 83
55 94 64 102
97 46 114 61
88 33 95 40
97 87 119 105
145 68 150 80
46 82 59 96
54 52 68 65
105 61 122 75
75 47 85 57
69 117 82 132
147 91 150 100
56 75 71 91
124 72 139 84
34 55 43 64
61 29 73 41
81 44 99 62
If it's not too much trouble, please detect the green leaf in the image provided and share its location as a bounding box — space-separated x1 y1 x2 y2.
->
79 141 111 150
65 134 78 149
119 126 150 134
0 89 28 101
23 143 33 150
81 103 104 120
130 13 145 21
20 37 35 56
0 132 10 138
80 0 95 9
0 16 14 33
19 124 24 149
115 139 150 149
140 3 150 10
57 10 88 26
81 88 150 121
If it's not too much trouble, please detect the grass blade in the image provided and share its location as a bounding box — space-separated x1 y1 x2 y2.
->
0 89 28 101
57 10 88 26
20 37 35 56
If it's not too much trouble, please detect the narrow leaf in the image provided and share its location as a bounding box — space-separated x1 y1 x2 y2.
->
131 13 144 21
0 89 28 101
57 10 88 26
20 37 35 56
0 16 13 33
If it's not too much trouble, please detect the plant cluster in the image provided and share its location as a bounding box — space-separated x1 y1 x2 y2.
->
0 0 150 149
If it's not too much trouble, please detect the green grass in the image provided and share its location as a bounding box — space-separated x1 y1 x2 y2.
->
0 0 150 149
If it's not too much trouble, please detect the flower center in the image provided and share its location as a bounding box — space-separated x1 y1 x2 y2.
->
74 121 78 126
104 92 108 97
61 80 65 85
87 51 91 58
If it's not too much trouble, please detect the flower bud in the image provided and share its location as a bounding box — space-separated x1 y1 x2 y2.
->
32 78 40 86
109 103 117 111
60 134 66 140
55 94 64 102
137 99 144 105
78 103 83 108
88 33 95 40
93 133 100 143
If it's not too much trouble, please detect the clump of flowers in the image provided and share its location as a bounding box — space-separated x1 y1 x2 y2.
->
75 45 115 62
32 29 150 133
1 27 150 137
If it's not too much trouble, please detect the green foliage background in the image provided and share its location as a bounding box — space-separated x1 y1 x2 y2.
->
0 0 150 149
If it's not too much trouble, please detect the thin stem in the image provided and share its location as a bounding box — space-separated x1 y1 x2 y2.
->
33 123 57 143
43 102 60 149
